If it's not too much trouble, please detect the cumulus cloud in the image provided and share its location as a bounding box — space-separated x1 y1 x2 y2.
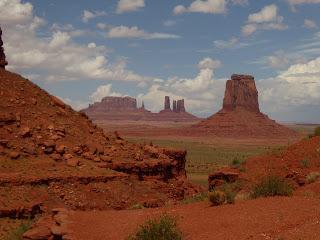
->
107 26 180 40
173 0 227 15
1 0 148 83
138 57 225 116
242 4 287 36
303 19 318 29
257 57 320 121
0 0 33 25
214 37 239 49
90 84 122 102
116 0 145 14
82 10 106 23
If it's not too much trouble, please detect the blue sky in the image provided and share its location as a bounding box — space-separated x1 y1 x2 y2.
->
1 0 320 122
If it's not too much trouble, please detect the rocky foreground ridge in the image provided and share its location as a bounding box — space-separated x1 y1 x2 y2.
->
0 68 199 224
195 74 297 138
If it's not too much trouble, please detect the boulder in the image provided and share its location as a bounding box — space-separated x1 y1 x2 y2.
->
9 151 20 159
208 170 239 190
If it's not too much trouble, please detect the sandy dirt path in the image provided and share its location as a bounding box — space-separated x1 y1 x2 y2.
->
64 196 320 240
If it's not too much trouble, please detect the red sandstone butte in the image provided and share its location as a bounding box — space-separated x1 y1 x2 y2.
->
195 74 297 138
82 96 199 122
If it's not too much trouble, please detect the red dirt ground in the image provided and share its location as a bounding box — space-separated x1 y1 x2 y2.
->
60 195 320 240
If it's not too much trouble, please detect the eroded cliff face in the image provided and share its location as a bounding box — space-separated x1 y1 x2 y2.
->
0 28 8 69
82 95 199 122
222 74 259 112
86 96 137 113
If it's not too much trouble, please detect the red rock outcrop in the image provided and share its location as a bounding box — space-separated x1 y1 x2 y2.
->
223 74 259 112
195 74 297 139
0 68 200 216
176 99 186 113
0 27 8 69
86 96 137 112
82 95 200 122
164 96 171 110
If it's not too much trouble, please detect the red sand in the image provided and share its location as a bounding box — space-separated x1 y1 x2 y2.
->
63 196 320 240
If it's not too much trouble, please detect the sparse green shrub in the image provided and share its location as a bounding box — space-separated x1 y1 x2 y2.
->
314 127 320 136
306 172 320 184
300 158 310 168
130 203 144 210
208 190 226 206
250 176 293 199
220 185 237 204
128 215 182 240
5 221 32 240
182 192 208 204
231 157 246 169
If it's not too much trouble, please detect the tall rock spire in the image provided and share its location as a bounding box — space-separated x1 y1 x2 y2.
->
0 27 8 69
164 96 171 110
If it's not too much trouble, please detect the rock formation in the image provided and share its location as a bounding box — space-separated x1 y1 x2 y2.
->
87 96 137 112
173 100 177 112
0 27 8 69
223 74 259 112
195 74 297 138
82 95 200 122
176 99 186 113
0 67 201 223
164 96 171 110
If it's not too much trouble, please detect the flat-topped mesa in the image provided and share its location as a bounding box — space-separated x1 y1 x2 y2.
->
164 96 171 110
222 74 259 112
0 27 8 69
87 96 137 112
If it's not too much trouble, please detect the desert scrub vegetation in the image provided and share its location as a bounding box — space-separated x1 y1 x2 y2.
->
128 214 182 240
314 126 320 136
208 190 226 206
300 158 310 168
306 172 320 184
4 220 32 240
182 192 208 204
250 176 293 198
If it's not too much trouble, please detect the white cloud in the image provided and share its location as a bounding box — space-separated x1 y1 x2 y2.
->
90 84 122 102
1 0 147 83
242 4 287 36
82 10 106 23
49 31 71 49
214 37 239 49
0 0 33 25
248 4 279 23
138 57 225 116
107 26 180 40
116 0 145 14
173 0 227 15
198 57 222 70
258 57 320 121
304 19 318 29
267 51 290 69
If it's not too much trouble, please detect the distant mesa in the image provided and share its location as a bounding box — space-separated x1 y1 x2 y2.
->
194 74 297 138
0 27 8 69
82 95 199 122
